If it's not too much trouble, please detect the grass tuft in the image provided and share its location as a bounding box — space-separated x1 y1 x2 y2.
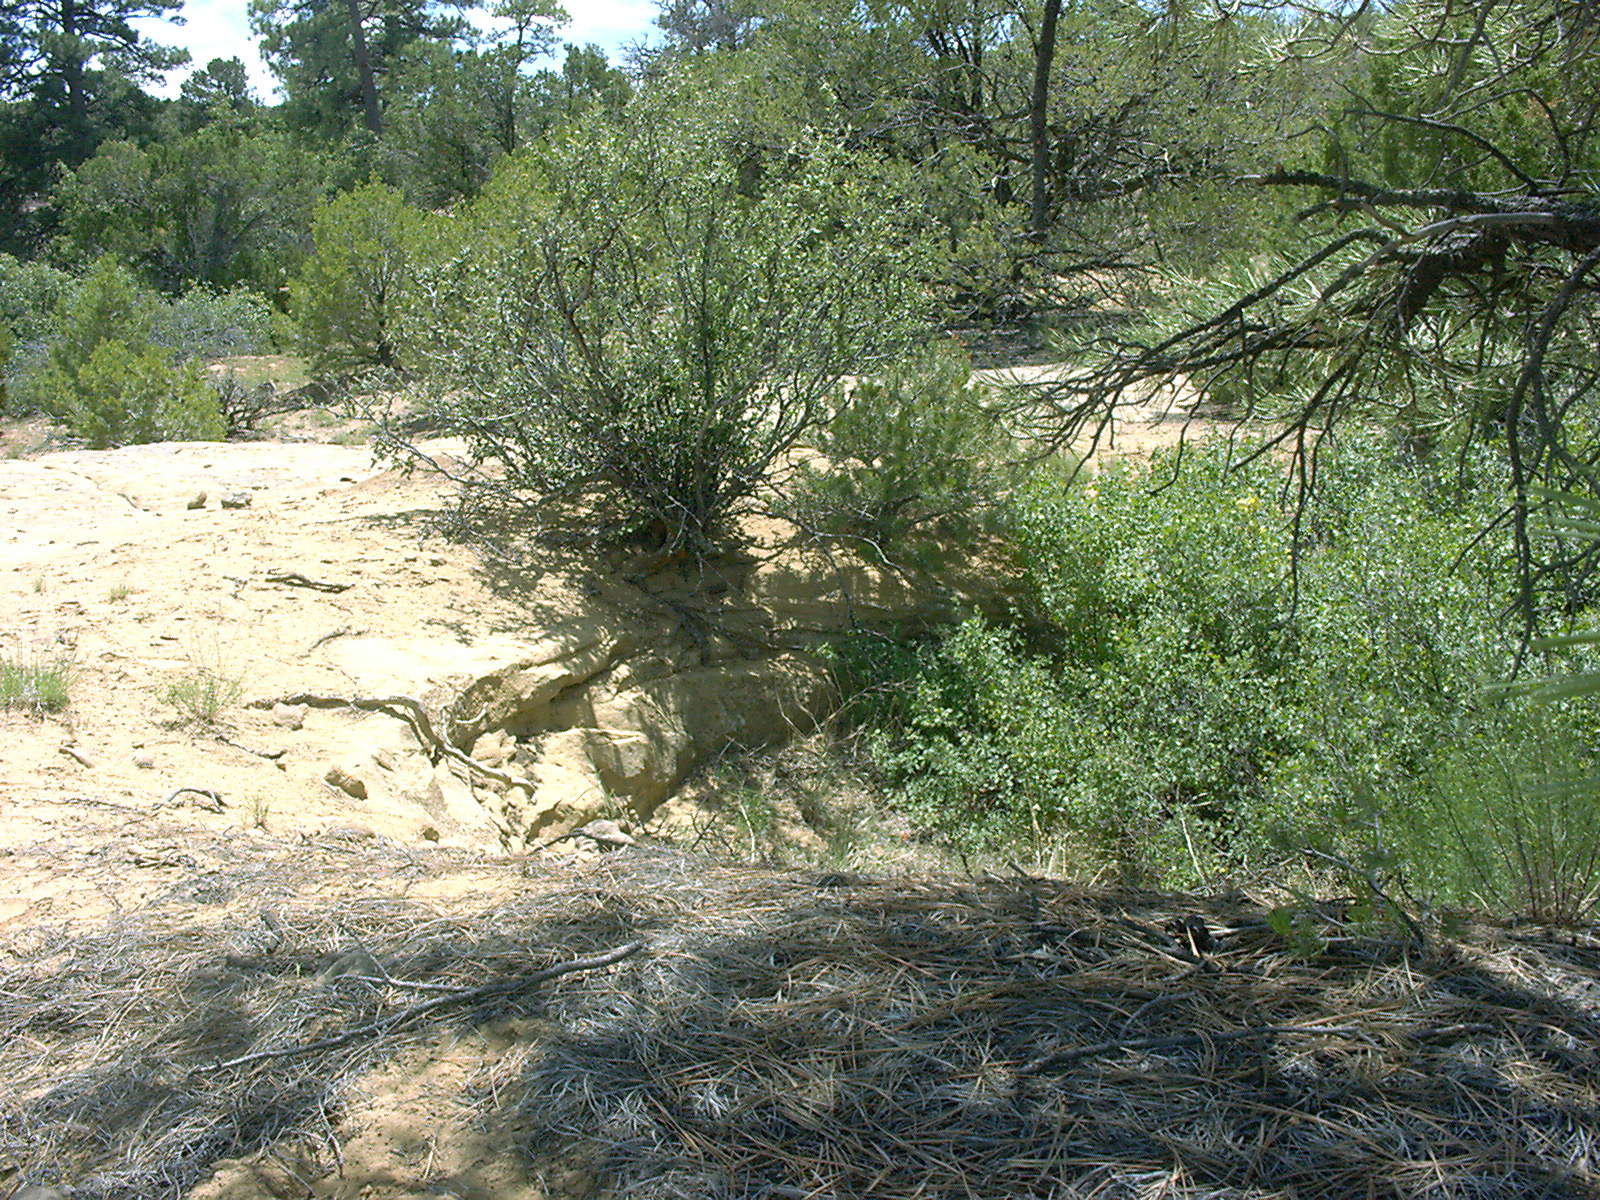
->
0 649 72 714
161 667 243 727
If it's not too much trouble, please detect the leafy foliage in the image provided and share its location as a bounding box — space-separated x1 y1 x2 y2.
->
840 434 1600 910
34 257 224 446
42 339 224 448
150 286 276 360
53 126 325 292
407 92 933 552
786 342 1021 567
287 181 420 376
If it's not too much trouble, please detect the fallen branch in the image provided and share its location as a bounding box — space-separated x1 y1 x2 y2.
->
163 787 225 812
1018 1022 1369 1076
265 570 352 593
198 940 646 1074
57 744 94 768
252 692 530 791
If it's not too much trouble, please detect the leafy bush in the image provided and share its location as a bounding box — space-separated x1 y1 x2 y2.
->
407 91 933 553
44 340 224 448
0 253 74 341
40 256 155 374
4 257 117 414
151 286 275 359
839 433 1600 903
34 258 224 446
52 128 324 292
1383 704 1600 923
0 321 11 413
785 343 1020 568
287 181 420 376
840 445 1297 871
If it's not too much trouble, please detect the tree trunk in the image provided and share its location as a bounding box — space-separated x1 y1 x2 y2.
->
59 0 89 123
344 0 383 137
1030 0 1063 240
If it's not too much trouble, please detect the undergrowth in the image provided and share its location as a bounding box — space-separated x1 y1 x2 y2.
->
834 433 1600 920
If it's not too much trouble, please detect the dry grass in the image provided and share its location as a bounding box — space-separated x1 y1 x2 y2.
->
1 839 1597 1199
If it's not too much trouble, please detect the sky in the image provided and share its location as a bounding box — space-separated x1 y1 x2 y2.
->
129 0 660 100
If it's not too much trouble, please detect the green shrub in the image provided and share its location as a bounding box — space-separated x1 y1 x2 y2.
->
0 253 74 342
151 286 276 359
785 343 1020 568
42 256 156 375
407 91 933 554
1386 703 1600 923
287 181 420 376
42 340 224 448
837 433 1600 901
0 322 11 413
6 256 138 414
31 257 225 446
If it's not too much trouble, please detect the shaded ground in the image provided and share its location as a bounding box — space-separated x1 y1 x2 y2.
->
2 841 1596 1199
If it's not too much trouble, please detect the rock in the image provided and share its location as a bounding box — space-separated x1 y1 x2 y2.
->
448 623 638 741
134 755 155 769
220 491 252 509
323 764 368 800
186 491 207 510
271 702 307 730
320 823 377 842
571 657 832 811
421 762 506 847
522 792 590 842
570 818 635 848
469 728 515 769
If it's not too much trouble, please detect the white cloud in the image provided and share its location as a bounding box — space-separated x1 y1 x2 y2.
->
130 0 279 100
557 0 659 58
130 0 658 102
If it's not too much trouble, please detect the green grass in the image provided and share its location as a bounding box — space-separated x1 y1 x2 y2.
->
161 666 243 727
1 650 72 714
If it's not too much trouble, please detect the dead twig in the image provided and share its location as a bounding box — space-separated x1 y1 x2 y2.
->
198 940 645 1074
252 692 530 791
264 570 352 593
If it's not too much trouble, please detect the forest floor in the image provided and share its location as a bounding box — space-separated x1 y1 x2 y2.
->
3 370 1595 1200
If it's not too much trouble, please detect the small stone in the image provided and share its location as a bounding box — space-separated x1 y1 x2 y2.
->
572 819 636 849
419 825 442 842
221 490 253 509
323 764 368 800
470 729 515 768
271 702 307 730
428 555 446 566
134 755 156 770
186 492 207 510
323 823 377 841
